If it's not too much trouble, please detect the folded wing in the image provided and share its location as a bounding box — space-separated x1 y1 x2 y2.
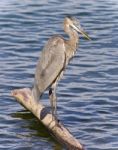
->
35 36 66 93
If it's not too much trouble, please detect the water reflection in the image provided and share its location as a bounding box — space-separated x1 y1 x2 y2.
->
0 0 118 149
11 110 63 150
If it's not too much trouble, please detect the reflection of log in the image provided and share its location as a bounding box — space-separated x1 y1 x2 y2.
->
11 88 84 150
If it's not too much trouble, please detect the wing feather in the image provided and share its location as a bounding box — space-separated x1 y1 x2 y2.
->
35 36 66 93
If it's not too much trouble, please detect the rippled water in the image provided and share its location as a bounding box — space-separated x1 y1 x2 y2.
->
0 0 118 150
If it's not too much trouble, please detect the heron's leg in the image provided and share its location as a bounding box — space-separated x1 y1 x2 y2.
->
49 82 57 119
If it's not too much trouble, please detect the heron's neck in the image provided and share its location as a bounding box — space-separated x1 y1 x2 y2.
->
64 25 79 50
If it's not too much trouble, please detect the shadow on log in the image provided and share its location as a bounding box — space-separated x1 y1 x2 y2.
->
11 88 84 150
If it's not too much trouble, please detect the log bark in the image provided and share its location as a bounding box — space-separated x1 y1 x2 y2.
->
11 88 84 150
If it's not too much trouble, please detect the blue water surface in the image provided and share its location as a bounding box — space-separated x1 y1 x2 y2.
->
0 0 118 150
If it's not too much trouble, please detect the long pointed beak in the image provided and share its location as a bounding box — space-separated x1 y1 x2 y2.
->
72 24 91 40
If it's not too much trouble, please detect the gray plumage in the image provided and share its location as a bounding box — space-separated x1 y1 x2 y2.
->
32 16 90 117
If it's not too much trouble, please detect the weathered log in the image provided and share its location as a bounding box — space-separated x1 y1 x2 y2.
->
11 88 84 150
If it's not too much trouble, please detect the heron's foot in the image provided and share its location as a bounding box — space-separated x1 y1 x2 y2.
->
51 109 60 125
50 114 62 129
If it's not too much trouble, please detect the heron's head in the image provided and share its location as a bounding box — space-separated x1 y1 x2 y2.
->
64 16 91 40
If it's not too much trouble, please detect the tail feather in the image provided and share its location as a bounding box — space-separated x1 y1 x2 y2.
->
32 85 42 102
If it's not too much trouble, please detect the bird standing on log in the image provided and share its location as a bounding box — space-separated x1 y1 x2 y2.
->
32 16 91 118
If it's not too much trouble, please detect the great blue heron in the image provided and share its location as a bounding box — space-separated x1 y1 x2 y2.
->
32 16 90 117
